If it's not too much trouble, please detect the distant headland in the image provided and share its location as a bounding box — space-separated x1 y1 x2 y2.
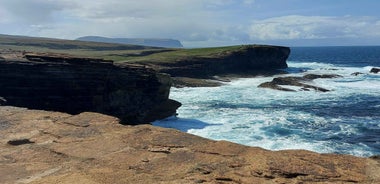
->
76 36 183 48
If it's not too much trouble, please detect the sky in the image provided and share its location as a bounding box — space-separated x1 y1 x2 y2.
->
0 0 380 47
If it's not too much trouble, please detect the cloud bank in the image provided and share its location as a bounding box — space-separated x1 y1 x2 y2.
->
249 15 380 40
0 0 379 47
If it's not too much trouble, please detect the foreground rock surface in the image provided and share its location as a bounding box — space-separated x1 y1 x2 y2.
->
1 106 379 184
0 51 180 124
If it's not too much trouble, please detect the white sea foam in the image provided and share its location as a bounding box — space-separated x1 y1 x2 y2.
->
153 61 380 157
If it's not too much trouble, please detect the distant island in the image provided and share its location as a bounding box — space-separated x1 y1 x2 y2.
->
76 36 183 48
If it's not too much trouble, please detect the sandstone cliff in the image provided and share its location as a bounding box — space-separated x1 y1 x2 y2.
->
0 106 379 184
0 50 180 124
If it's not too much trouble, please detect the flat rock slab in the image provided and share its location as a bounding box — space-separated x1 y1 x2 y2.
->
0 106 379 184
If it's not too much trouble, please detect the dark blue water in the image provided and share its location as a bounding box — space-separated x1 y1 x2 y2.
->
155 46 380 157
289 46 380 67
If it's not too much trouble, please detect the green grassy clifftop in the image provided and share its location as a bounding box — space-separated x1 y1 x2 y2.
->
0 34 290 86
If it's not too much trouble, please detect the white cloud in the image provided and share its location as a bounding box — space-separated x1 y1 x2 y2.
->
0 0 74 23
0 0 256 47
1 0 380 47
249 15 380 41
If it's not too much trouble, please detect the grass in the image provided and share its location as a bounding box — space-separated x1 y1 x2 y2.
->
0 34 271 64
114 45 247 64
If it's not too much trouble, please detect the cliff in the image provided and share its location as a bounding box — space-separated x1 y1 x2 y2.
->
0 106 379 184
1 35 290 87
0 50 180 124
125 45 290 87
76 36 184 48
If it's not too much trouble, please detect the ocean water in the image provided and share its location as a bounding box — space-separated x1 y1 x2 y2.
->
153 46 380 157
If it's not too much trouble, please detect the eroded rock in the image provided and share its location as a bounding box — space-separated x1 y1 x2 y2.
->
351 72 364 76
258 74 342 92
0 52 180 124
7 138 35 146
370 67 380 74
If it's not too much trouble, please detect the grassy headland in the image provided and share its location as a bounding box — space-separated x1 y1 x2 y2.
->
0 34 289 87
0 34 260 64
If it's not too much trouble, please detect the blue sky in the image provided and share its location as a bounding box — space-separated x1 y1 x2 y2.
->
0 0 380 47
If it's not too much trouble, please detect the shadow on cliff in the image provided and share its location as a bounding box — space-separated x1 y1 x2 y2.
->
152 116 221 132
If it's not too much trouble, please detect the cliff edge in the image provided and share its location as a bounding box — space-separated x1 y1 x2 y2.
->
128 45 289 76
1 106 379 184
0 50 180 124
125 45 290 87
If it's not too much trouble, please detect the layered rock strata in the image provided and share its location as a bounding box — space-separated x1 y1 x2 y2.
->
0 51 180 124
153 45 290 79
0 106 379 184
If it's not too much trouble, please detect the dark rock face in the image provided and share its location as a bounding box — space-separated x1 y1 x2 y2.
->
159 45 290 78
0 52 180 124
258 74 342 92
370 67 380 74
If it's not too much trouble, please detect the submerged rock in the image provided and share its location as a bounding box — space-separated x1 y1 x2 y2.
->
303 74 342 80
148 45 291 87
0 51 180 124
258 74 341 92
351 72 365 76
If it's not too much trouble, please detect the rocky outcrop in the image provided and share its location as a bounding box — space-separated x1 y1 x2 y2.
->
370 67 380 74
0 51 180 124
259 74 342 92
0 106 379 184
157 45 290 79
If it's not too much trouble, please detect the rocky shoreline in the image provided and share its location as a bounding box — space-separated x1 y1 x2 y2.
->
1 43 379 183
258 74 342 92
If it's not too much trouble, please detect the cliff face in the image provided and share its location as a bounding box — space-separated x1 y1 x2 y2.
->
156 45 290 78
0 51 180 124
0 106 379 184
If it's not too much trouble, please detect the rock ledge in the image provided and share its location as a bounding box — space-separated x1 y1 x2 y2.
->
0 106 379 184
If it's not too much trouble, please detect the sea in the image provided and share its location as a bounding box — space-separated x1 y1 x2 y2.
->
153 46 380 157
